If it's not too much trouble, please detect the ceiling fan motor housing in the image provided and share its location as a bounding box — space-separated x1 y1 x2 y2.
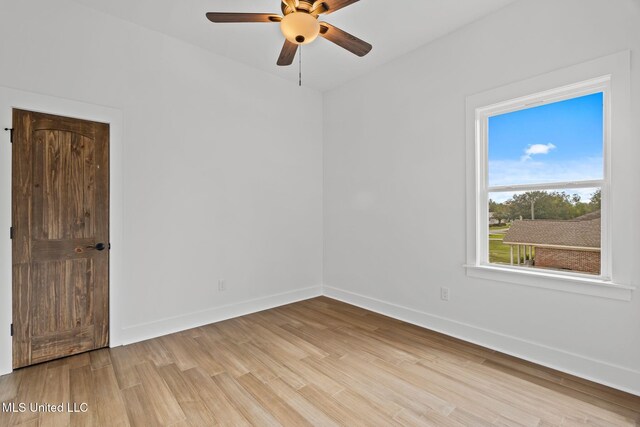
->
280 10 320 45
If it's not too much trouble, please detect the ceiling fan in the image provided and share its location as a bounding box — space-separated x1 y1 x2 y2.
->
206 0 372 66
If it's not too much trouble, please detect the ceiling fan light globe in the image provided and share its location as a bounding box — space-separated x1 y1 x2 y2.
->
280 12 320 45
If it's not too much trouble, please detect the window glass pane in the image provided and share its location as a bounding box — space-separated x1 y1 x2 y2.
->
488 92 604 187
488 188 601 275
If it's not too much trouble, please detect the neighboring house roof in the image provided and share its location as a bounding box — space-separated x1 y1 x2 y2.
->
503 211 601 249
574 210 601 221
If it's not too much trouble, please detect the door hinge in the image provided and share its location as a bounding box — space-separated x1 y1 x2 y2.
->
9 226 14 239
10 324 13 337
4 128 13 143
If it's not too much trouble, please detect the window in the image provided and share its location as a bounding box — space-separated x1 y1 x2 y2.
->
465 52 634 300
483 87 607 277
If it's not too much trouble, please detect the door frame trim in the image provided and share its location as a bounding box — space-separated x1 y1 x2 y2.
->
0 87 124 375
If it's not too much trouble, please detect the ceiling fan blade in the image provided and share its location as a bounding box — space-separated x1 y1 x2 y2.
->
319 22 372 57
315 0 359 15
277 40 299 66
206 13 281 23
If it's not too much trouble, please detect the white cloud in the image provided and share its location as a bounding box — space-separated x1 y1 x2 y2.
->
521 143 556 161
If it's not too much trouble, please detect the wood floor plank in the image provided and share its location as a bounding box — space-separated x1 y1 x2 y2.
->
182 367 250 426
239 341 307 390
210 372 281 426
156 364 199 405
213 318 253 344
157 364 217 427
69 365 98 427
88 348 111 370
252 306 306 329
482 359 640 424
133 339 174 368
302 355 406 417
257 322 329 359
39 365 70 427
370 356 542 425
441 359 604 424
193 335 250 377
447 407 495 426
2 297 639 427
236 373 313 426
297 384 359 425
394 408 467 427
298 301 379 332
243 322 309 360
7 364 47 426
65 352 91 370
277 305 332 330
208 337 277 382
332 326 421 364
156 335 203 373
0 370 23 403
93 366 130 427
121 385 162 427
162 334 224 376
559 376 640 412
134 362 185 426
279 356 344 396
335 351 455 416
410 358 567 424
109 345 141 390
331 387 403 426
0 372 23 427
266 377 340 426
377 327 487 364
278 323 351 357
193 323 226 342
11 421 39 427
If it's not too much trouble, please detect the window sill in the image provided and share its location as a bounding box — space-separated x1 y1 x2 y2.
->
464 264 634 301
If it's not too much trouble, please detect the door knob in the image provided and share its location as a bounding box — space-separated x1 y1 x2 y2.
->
87 242 106 251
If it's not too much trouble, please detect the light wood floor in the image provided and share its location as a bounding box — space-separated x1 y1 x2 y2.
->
1 297 639 426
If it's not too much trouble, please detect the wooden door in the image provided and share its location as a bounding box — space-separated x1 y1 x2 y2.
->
12 109 109 369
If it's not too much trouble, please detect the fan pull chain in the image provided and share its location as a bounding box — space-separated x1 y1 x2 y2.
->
299 46 302 87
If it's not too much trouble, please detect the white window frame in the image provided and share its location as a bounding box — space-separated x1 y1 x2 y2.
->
477 77 610 279
465 51 634 301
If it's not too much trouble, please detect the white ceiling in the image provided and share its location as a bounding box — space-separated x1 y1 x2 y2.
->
71 0 516 91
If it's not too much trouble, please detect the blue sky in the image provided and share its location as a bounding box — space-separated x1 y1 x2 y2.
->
488 92 604 201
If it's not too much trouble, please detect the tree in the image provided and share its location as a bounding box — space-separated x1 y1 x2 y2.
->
590 189 601 210
506 191 583 220
489 190 600 224
491 203 510 225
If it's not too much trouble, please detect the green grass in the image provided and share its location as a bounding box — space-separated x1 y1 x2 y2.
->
489 224 510 231
488 225 526 264
489 239 513 264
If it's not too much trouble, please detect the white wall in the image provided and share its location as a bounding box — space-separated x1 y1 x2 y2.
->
0 0 323 371
323 0 640 394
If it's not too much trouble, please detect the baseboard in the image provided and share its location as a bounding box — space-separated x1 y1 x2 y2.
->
117 286 322 346
322 285 640 397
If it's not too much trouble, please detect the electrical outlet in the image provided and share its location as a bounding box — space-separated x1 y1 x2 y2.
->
440 287 450 301
218 279 226 292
